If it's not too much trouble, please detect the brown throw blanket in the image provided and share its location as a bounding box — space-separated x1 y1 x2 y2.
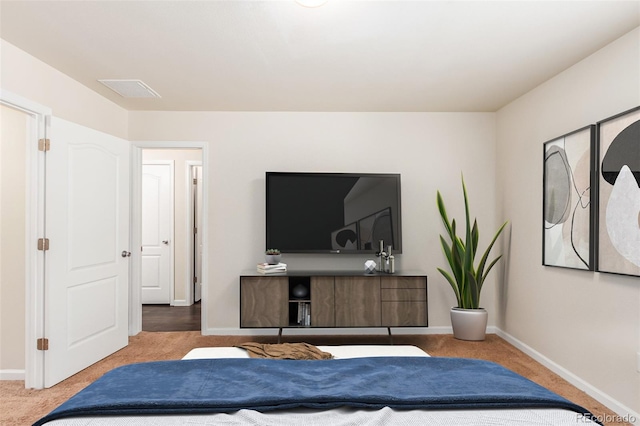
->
237 342 333 360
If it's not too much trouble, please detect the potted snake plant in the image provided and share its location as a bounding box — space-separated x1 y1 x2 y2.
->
436 175 508 341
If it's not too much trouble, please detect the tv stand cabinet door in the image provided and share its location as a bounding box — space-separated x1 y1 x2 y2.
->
240 276 288 327
381 302 427 326
311 277 335 327
335 276 381 327
380 276 428 326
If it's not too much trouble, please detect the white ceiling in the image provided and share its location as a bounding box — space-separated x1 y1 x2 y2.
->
1 1 638 112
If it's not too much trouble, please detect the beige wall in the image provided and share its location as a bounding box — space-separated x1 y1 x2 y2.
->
496 27 640 415
128 111 499 331
1 40 128 139
0 105 28 371
142 149 202 303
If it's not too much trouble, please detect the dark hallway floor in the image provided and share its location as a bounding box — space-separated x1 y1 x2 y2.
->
142 302 201 331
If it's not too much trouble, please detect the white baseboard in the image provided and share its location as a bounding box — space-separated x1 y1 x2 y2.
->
495 328 639 426
171 300 191 307
0 369 25 381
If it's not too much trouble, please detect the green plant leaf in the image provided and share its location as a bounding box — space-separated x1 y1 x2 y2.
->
437 267 462 307
465 270 480 308
476 221 508 284
436 174 508 310
436 191 454 239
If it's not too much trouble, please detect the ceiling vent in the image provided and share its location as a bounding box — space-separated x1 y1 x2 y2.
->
98 79 161 98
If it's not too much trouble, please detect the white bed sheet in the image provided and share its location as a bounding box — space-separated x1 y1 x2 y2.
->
40 406 599 426
42 345 600 426
182 344 430 360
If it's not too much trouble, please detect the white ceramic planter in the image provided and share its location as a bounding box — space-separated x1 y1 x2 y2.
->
265 254 282 265
450 307 488 341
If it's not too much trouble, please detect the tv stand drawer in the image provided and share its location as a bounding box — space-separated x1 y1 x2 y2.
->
381 288 426 302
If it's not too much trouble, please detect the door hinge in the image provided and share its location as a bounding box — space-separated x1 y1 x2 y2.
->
194 227 197 234
193 178 197 185
37 338 49 351
37 238 50 251
38 138 50 152
194 276 198 284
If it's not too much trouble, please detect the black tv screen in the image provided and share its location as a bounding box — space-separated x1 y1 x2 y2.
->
266 172 402 254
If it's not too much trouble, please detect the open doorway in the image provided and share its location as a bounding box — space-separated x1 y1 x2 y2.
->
130 145 206 334
0 92 50 388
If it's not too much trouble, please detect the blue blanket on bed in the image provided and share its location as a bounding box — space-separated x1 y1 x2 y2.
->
34 357 601 425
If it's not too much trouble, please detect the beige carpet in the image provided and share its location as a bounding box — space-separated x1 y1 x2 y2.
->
0 332 630 425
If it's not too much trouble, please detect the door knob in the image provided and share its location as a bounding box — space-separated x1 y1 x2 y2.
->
121 250 131 258
162 240 169 245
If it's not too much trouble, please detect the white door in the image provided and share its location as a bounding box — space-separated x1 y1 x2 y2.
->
45 117 129 387
141 162 173 304
194 165 203 302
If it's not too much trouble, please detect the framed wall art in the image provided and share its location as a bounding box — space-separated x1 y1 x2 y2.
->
596 106 640 277
543 125 595 270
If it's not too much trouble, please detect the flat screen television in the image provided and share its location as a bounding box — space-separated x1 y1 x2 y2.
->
266 172 402 254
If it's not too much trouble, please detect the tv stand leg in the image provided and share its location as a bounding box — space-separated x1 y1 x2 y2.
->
387 327 393 345
277 328 283 344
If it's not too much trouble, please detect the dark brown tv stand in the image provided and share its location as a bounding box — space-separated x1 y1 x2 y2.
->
240 270 428 342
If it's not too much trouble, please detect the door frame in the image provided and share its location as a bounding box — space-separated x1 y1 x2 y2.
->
130 142 208 335
0 89 51 389
186 161 202 305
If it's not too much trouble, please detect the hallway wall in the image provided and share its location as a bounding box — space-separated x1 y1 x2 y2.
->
0 105 28 372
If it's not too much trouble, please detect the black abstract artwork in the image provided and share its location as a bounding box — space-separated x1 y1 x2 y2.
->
597 106 640 276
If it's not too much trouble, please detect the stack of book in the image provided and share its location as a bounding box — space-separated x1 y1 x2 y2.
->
256 262 287 274
297 302 311 326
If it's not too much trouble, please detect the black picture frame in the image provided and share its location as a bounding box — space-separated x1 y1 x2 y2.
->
595 105 640 277
542 125 595 271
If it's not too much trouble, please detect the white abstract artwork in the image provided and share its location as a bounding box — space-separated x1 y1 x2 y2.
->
543 126 594 270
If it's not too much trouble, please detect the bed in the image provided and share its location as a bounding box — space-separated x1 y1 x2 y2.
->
34 345 603 426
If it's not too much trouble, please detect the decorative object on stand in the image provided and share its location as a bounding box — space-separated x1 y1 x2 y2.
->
386 245 395 274
376 240 386 272
375 240 395 274
437 175 508 341
596 106 640 277
543 125 595 271
364 260 377 274
265 248 282 265
291 284 309 299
